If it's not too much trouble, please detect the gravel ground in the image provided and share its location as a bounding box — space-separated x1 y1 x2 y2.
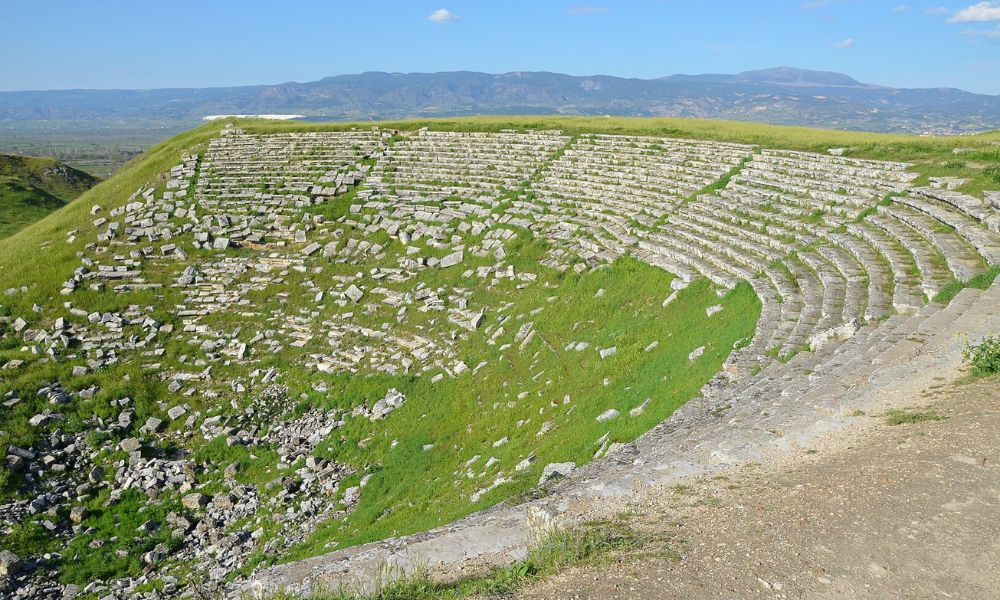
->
519 374 1000 599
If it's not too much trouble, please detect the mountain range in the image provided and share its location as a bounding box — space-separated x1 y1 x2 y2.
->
1 67 998 134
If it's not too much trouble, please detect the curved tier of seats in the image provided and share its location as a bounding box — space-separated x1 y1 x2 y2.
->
88 127 1000 400
524 139 1000 384
50 125 1000 597
367 129 570 200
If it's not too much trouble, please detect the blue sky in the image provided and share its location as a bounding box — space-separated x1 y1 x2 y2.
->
2 1 998 93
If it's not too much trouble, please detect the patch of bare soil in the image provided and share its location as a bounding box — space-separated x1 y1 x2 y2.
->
520 375 1000 599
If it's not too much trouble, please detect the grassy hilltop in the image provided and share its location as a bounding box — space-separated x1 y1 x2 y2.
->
0 116 997 593
0 153 99 239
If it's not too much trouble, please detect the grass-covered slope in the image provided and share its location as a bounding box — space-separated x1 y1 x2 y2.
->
0 153 99 239
282 266 758 562
0 124 219 309
0 176 67 240
0 116 997 595
0 154 99 199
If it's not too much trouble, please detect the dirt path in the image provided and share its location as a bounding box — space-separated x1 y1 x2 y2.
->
519 375 1000 599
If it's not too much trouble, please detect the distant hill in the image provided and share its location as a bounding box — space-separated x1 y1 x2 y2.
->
663 67 867 87
0 154 99 238
0 67 998 134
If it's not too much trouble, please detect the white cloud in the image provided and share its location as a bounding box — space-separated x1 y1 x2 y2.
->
892 4 911 12
833 37 855 48
925 6 949 15
427 8 459 23
569 6 610 15
961 23 1000 35
948 2 1000 23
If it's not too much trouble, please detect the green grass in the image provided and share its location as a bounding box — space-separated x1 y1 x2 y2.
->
684 156 751 203
58 489 184 585
983 165 1000 185
0 153 99 239
933 266 1000 304
0 519 61 559
279 259 759 562
0 176 68 239
0 488 185 586
885 409 946 425
0 153 99 199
